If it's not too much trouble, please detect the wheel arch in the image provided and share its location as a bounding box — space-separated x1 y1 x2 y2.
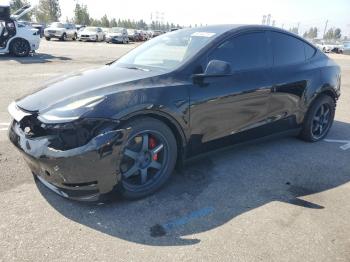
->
8 37 30 49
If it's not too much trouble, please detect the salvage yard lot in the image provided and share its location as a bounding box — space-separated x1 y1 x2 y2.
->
0 41 350 261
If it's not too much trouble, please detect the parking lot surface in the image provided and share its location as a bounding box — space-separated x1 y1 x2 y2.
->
0 40 350 262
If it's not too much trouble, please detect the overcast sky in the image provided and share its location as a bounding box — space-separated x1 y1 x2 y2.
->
2 0 350 36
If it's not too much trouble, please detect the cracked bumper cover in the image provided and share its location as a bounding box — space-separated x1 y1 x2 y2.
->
8 120 128 201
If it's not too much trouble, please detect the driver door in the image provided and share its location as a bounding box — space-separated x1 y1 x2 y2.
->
189 31 274 144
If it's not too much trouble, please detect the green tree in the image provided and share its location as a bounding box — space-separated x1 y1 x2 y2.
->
303 27 318 39
334 28 341 39
10 0 31 20
74 3 90 25
110 18 117 27
100 14 109 27
90 18 101 27
289 27 298 35
35 0 61 23
324 28 334 40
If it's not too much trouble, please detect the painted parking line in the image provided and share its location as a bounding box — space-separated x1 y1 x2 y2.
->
150 207 215 237
0 123 9 132
324 139 350 151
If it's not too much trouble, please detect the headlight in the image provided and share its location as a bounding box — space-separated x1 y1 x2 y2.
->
38 96 105 124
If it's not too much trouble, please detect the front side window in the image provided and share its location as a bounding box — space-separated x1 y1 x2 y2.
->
208 32 268 71
270 32 306 66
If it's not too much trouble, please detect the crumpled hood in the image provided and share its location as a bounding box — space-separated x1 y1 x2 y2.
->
16 65 160 112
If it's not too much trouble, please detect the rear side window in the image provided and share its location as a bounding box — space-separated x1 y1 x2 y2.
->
305 43 316 59
270 32 306 66
208 32 268 71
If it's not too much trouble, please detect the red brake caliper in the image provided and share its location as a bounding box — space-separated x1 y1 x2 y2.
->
149 136 158 161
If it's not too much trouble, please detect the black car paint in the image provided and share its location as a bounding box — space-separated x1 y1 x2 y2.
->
8 25 341 200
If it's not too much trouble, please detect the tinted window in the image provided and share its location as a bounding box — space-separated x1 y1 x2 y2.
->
208 32 268 71
305 43 316 59
270 32 305 66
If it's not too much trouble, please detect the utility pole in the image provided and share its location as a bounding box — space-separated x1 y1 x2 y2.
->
323 20 328 39
297 22 300 35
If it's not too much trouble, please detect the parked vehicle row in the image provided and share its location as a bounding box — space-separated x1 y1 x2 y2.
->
315 41 345 54
43 22 157 44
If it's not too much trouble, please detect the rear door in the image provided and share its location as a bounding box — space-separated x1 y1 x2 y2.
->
268 31 318 126
190 31 274 143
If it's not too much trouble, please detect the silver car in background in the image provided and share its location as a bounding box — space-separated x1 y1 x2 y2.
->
44 22 77 41
105 27 129 44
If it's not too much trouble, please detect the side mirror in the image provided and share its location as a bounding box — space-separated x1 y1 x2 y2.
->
192 60 232 85
204 60 232 76
193 60 232 81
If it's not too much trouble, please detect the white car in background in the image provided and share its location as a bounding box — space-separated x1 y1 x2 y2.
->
78 27 105 42
0 4 40 57
44 22 77 41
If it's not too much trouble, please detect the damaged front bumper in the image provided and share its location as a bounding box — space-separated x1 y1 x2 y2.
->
8 119 128 201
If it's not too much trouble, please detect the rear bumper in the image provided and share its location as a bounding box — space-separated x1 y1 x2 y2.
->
8 120 128 201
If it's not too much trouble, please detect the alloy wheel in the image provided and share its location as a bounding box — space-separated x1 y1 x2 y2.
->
12 39 30 56
120 131 168 190
311 103 331 139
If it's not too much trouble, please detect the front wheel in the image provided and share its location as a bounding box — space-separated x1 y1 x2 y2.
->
10 38 30 57
299 95 335 142
118 117 177 199
60 33 67 41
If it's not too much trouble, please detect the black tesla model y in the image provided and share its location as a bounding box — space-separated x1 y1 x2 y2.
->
8 25 341 201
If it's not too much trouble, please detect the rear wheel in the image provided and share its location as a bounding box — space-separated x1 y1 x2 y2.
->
118 118 177 199
10 38 30 57
299 95 335 142
45 37 51 41
72 33 77 41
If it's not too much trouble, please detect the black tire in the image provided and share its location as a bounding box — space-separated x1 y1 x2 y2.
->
60 33 67 41
299 95 335 142
118 117 177 199
72 33 77 41
45 37 51 41
10 38 30 57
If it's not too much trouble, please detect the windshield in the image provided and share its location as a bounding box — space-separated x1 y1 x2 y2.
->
127 29 135 34
114 28 219 70
110 27 123 33
84 27 98 32
50 22 64 28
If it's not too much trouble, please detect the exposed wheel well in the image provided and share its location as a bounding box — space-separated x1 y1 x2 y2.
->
316 89 338 105
121 113 186 167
